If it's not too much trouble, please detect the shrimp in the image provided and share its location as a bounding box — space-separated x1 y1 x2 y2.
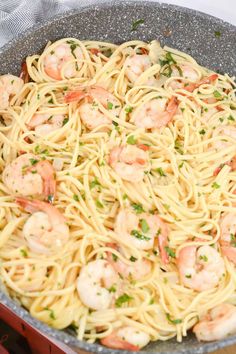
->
177 245 225 291
109 144 149 182
219 213 236 265
131 96 178 129
28 113 66 136
43 42 83 80
107 243 152 280
76 260 120 310
115 209 169 264
170 66 217 92
212 125 236 150
64 86 121 130
193 303 236 341
100 326 150 351
125 55 151 83
16 197 69 255
0 74 24 109
2 153 56 200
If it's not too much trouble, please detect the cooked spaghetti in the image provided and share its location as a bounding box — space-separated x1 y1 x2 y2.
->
0 38 236 350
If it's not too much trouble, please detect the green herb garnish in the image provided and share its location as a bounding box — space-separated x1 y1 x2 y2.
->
166 313 182 324
127 135 137 145
131 230 151 241
115 293 133 307
131 19 144 31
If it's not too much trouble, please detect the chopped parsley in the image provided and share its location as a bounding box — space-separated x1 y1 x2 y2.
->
228 115 235 121
159 52 176 77
20 249 28 258
199 255 208 262
127 135 137 145
112 253 118 262
96 200 104 208
115 293 133 307
47 194 54 203
130 256 137 262
166 313 182 325
164 246 176 258
174 140 184 154
185 274 192 279
73 194 79 201
131 19 144 31
44 307 56 320
213 90 222 99
112 120 118 126
131 203 144 214
155 167 166 176
214 31 221 38
29 158 39 166
140 219 150 233
107 102 113 110
125 106 133 113
178 162 184 169
212 182 220 189
131 230 151 241
199 129 206 135
89 177 101 189
62 118 69 126
108 285 116 293
230 234 236 248
48 98 54 104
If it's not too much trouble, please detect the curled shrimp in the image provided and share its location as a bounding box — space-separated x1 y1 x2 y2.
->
42 42 83 80
109 144 149 182
219 213 236 265
107 243 152 280
16 197 69 255
177 245 225 291
28 113 66 136
2 154 56 200
193 303 236 341
0 74 24 109
115 209 169 264
64 86 121 130
131 96 178 129
101 326 150 351
125 54 156 85
76 260 121 310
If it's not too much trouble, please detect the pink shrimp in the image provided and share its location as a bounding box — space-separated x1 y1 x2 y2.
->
64 86 121 130
131 96 179 129
106 243 152 280
177 245 225 291
16 198 69 254
2 153 56 201
100 326 150 351
193 303 236 341
42 42 83 80
115 209 169 264
109 144 149 182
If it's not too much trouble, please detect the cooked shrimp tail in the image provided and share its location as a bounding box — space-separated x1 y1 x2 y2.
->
101 333 140 351
35 160 56 201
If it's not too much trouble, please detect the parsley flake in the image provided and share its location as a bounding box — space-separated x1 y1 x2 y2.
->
131 19 144 31
115 293 133 307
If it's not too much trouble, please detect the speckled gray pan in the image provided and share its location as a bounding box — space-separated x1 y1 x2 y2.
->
0 1 236 353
